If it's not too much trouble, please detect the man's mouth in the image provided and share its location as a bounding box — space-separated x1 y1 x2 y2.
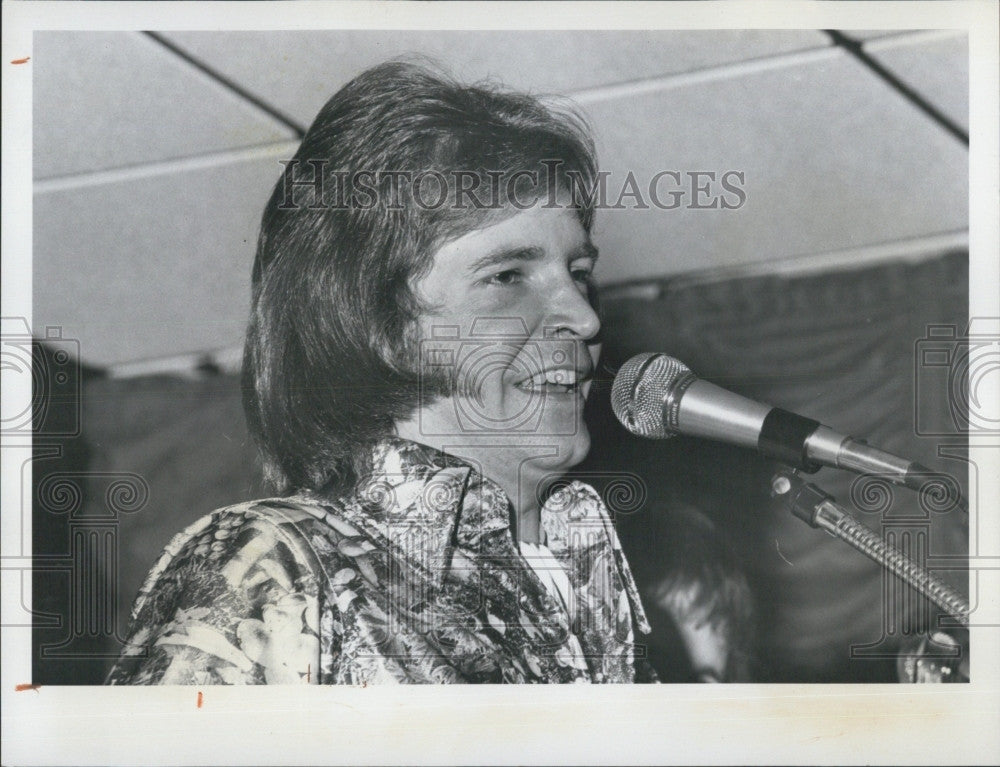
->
513 368 592 394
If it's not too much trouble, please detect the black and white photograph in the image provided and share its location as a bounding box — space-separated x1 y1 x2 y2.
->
3 1 998 764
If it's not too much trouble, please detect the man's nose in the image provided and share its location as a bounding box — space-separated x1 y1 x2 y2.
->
545 277 601 341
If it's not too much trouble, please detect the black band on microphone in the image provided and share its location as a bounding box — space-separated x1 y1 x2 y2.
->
758 408 823 472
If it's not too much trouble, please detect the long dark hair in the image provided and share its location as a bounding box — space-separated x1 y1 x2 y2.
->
242 61 598 493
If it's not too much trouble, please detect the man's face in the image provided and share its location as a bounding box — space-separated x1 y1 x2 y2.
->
407 204 602 485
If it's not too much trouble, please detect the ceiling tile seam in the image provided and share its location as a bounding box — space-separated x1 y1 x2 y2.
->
824 29 968 147
861 29 969 54
106 345 244 380
33 140 302 195
566 45 839 106
141 31 307 139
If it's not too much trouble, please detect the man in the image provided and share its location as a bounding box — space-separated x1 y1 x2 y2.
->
107 62 654 684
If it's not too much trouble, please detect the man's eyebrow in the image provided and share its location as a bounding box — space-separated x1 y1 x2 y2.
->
467 246 545 273
467 242 599 273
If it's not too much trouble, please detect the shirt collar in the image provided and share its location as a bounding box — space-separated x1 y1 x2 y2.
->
344 437 649 633
360 437 613 540
357 438 597 567
351 438 510 583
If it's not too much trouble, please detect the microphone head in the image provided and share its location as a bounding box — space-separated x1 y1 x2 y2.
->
610 352 692 439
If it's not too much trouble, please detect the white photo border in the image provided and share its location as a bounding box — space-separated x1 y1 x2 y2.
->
2 2 998 765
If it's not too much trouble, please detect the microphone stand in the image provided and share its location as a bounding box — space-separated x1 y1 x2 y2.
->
769 468 970 627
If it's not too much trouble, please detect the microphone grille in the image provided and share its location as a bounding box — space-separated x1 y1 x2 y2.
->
610 353 691 439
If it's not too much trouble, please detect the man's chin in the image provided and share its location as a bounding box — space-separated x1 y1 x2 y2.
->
523 424 591 472
525 430 590 501
567 425 592 467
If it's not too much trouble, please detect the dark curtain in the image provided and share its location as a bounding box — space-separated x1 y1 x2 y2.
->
32 250 968 683
584 249 969 681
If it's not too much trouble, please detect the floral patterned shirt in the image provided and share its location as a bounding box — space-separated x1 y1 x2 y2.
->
107 438 655 684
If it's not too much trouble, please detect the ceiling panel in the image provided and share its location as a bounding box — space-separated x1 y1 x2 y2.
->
160 30 830 127
865 32 968 132
31 33 969 367
33 157 284 366
33 32 296 180
584 48 967 283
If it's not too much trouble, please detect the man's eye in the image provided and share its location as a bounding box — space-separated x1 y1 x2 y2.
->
486 269 522 286
571 267 594 284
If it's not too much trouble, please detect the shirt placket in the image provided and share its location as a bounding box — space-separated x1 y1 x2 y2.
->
541 483 641 682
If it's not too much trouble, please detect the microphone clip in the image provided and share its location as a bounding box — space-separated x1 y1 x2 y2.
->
758 408 823 473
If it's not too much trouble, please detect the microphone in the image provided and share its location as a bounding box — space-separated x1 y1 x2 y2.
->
610 352 963 507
